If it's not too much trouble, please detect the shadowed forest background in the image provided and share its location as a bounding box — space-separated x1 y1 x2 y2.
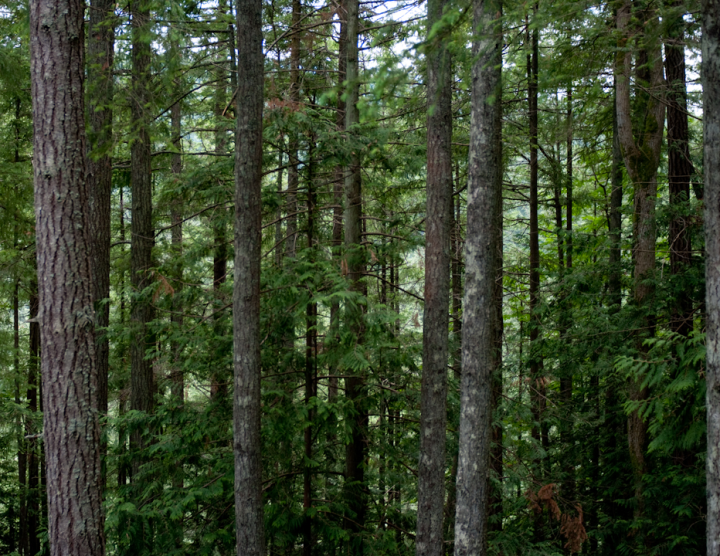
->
0 0 711 554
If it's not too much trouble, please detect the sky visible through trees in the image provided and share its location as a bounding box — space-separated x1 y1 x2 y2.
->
0 0 717 554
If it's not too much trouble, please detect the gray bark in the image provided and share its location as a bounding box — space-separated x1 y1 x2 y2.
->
416 0 453 551
452 0 502 554
29 0 106 551
703 0 720 552
233 0 265 551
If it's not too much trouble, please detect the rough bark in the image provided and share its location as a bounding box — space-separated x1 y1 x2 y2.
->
87 0 115 461
615 0 665 521
129 0 155 468
233 0 265 551
703 0 720 552
452 0 502 554
416 0 453 551
665 2 694 336
29 0 106 551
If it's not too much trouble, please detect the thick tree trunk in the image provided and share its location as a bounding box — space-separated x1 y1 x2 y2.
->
29 0 105 551
233 0 265 551
415 0 453 552
665 3 694 336
343 0 366 549
129 0 155 473
87 0 115 481
452 1 501 554
703 1 720 553
615 0 664 523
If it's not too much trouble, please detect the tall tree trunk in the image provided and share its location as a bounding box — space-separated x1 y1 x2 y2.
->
452 0 502 554
665 2 694 336
560 86 575 505
343 0 366 549
703 0 720 553
615 0 664 524
129 0 155 476
303 138 317 556
285 0 301 260
87 0 115 489
608 82 623 311
416 0 453 551
170 96 184 403
527 6 545 475
14 279 27 556
329 0 346 403
29 0 106 551
27 286 40 556
488 60 504 536
233 0 265 551
212 33 229 402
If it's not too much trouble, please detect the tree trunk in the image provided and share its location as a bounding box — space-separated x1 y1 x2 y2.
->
664 2 694 336
87 0 115 488
615 0 664 523
129 0 155 474
329 0 346 403
703 0 720 553
29 0 106 551
170 95 184 403
27 286 40 556
233 0 265 551
14 279 27 556
304 138 317 556
212 34 229 402
527 7 545 479
285 0 301 260
488 60 504 536
343 0 366 549
416 0 453 551
452 0 501 554
608 81 623 311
